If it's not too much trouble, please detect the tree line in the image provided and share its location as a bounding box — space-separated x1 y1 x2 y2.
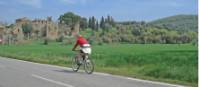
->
54 12 199 45
58 12 115 31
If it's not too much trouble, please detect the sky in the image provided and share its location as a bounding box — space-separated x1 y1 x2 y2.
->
0 0 198 23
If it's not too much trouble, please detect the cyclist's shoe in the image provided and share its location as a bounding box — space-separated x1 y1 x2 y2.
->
86 59 90 63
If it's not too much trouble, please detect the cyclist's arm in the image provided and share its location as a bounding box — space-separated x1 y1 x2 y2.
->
72 42 78 51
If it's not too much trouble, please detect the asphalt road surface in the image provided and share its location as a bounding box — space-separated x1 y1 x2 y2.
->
0 57 185 87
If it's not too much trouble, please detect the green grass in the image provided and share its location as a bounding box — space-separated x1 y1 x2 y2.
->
0 42 197 86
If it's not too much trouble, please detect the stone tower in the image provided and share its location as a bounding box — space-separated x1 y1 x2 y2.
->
73 22 80 34
45 17 58 40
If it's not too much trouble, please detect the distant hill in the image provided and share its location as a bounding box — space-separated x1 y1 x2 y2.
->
149 15 198 32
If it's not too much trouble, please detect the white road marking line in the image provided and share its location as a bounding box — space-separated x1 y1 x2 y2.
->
3 57 71 70
126 77 185 87
32 74 74 87
94 72 110 76
95 72 185 87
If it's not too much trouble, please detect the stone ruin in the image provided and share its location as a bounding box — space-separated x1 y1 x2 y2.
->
0 25 17 45
0 23 23 45
0 26 4 44
0 16 80 45
31 17 59 40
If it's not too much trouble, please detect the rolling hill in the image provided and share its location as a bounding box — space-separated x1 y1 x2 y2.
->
149 15 198 32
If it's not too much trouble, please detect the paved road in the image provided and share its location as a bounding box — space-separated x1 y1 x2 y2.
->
0 57 185 87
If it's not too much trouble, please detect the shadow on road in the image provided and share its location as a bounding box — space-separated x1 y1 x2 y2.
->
53 69 86 75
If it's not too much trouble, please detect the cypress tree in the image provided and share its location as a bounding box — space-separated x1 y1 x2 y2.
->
100 16 105 29
91 16 96 30
88 17 92 28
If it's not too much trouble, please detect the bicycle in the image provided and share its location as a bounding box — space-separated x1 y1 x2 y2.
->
71 50 94 74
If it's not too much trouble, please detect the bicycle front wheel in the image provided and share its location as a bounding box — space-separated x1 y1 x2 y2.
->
84 57 94 74
72 57 80 72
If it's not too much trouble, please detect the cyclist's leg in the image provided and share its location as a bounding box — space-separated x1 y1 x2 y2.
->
75 53 80 60
80 50 85 60
76 50 85 65
75 51 81 61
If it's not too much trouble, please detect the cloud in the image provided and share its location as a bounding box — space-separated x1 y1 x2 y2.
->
169 2 184 7
157 0 185 7
60 0 76 4
17 0 42 8
80 0 88 5
60 0 93 5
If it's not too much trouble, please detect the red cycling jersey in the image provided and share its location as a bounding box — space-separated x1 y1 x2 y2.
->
76 36 88 46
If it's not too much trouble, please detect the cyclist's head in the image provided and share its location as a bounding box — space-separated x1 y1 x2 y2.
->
72 32 82 38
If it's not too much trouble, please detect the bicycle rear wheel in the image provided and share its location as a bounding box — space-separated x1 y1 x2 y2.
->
84 56 94 74
72 57 80 72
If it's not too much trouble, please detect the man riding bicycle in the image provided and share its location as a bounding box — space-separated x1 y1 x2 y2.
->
72 33 92 64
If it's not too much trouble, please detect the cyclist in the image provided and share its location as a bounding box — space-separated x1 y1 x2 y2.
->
72 33 91 64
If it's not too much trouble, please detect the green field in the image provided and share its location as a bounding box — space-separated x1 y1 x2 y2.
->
0 42 197 86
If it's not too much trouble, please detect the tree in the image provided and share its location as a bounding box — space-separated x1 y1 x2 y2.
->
107 15 111 24
95 21 99 31
88 17 92 28
6 24 15 28
80 17 88 30
101 15 115 31
91 16 96 30
132 28 141 36
44 38 48 45
100 16 105 29
22 23 32 39
110 16 115 27
58 12 81 26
